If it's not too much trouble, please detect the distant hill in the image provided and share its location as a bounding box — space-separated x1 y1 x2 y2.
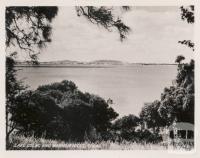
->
15 59 176 67
88 60 126 65
16 59 127 67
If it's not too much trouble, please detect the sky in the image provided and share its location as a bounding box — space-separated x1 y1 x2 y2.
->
35 6 194 63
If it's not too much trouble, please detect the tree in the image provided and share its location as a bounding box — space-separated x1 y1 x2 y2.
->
11 80 119 142
158 57 194 124
12 91 62 138
140 55 194 127
76 6 130 41
6 7 58 143
150 6 195 126
6 7 58 63
12 90 71 141
140 101 166 129
175 55 185 64
6 55 26 145
86 94 119 140
61 92 119 141
175 58 194 123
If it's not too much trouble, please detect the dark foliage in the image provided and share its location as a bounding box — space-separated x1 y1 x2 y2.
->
6 6 58 62
179 6 194 51
134 129 162 144
6 56 26 144
111 115 140 142
175 55 185 64
113 114 140 130
87 95 119 135
76 6 130 41
180 6 194 23
11 80 119 142
37 80 77 93
159 57 194 124
140 101 166 129
12 91 62 138
62 100 92 142
178 40 194 51
111 114 162 143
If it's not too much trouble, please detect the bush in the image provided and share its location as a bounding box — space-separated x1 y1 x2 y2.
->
134 129 162 144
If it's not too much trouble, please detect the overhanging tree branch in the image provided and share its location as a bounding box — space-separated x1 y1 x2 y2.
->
76 6 131 41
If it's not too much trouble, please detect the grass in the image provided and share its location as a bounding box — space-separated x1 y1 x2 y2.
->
7 135 193 150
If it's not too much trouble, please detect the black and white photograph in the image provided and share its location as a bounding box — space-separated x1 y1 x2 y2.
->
3 4 195 151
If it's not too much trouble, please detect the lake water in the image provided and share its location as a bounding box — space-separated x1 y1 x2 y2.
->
17 65 177 116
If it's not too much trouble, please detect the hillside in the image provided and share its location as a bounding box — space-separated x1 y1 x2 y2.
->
15 60 127 67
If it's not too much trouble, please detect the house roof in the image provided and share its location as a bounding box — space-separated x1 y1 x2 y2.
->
168 122 194 131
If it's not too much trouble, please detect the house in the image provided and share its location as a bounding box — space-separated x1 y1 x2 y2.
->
161 122 194 147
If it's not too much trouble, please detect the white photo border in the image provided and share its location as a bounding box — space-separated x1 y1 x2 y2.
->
0 0 199 158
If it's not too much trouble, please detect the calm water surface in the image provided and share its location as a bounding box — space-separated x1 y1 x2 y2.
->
17 65 177 116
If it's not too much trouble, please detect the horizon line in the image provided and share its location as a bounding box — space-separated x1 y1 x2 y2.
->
16 59 178 65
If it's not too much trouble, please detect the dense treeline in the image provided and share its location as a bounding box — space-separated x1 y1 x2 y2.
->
11 80 118 142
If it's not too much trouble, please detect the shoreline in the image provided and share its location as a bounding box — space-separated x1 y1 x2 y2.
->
15 64 177 68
